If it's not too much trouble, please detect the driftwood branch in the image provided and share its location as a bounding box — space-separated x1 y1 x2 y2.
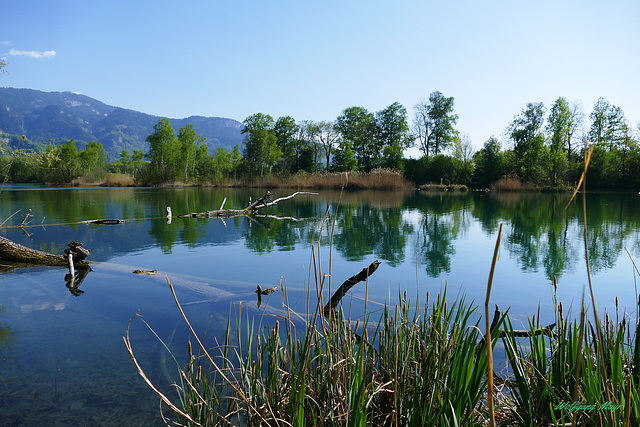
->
324 260 382 317
80 219 125 225
178 191 318 218
0 236 91 267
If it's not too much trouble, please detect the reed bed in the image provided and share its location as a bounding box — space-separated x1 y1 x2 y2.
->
258 168 412 190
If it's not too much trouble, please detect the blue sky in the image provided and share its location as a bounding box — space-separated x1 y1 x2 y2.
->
2 0 639 151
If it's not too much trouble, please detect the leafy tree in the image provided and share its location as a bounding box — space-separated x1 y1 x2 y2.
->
177 123 206 181
335 107 378 171
57 140 80 182
242 113 280 176
588 98 627 151
211 146 233 181
545 97 572 185
331 140 358 171
273 116 299 173
472 136 503 187
510 102 546 182
79 141 107 170
413 91 458 157
376 102 411 169
0 59 7 76
146 118 179 182
451 133 475 185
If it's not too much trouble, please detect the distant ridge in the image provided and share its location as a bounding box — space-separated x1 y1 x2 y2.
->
0 87 244 160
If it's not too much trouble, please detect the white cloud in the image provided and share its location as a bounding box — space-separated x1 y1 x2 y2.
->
9 48 56 59
0 41 11 45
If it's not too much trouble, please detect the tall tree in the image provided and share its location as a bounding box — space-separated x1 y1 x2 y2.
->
588 98 627 151
79 141 107 170
242 113 280 176
413 91 458 157
376 102 411 169
510 102 546 182
545 97 572 185
273 116 299 173
335 106 378 170
451 133 475 185
146 118 178 182
316 121 340 170
177 123 206 181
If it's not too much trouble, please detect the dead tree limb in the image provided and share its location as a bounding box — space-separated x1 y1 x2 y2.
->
178 191 318 218
0 236 91 267
324 260 382 317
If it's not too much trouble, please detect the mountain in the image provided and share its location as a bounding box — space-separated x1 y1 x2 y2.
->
0 87 244 160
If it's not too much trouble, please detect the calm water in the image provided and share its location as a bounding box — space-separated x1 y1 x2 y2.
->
0 186 639 425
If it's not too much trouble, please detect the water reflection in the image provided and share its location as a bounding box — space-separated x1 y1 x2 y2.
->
2 187 639 283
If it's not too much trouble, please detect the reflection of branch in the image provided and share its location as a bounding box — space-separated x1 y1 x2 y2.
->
65 266 91 296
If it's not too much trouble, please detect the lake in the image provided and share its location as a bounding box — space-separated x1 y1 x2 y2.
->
1 186 639 425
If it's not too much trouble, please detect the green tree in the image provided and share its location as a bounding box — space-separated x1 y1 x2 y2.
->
57 140 80 182
472 136 503 187
273 116 299 173
294 120 320 172
451 133 475 185
413 91 458 157
146 118 178 183
331 140 358 171
510 102 546 182
545 97 572 185
335 106 378 171
242 113 281 176
177 123 206 181
79 141 107 170
588 98 627 152
376 102 411 169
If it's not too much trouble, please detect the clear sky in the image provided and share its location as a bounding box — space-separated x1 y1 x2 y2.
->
2 0 639 151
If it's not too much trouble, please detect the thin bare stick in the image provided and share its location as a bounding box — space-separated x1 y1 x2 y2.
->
122 313 200 426
165 276 270 424
485 222 502 427
1 209 22 227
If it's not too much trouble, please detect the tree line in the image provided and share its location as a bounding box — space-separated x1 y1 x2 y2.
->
1 92 639 188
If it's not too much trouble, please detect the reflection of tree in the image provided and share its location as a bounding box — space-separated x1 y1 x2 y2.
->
542 218 572 282
332 205 412 267
148 218 178 254
473 192 640 280
419 214 455 277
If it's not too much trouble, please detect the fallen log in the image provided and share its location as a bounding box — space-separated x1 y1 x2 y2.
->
178 191 318 218
0 236 91 267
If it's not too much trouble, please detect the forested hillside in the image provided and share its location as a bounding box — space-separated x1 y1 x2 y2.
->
0 87 243 159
